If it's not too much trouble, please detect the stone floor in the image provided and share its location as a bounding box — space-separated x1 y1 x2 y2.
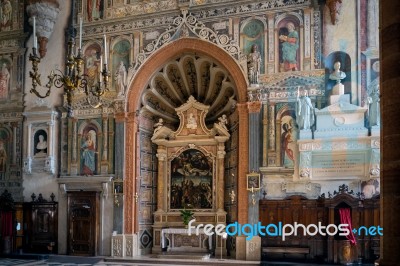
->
0 255 376 266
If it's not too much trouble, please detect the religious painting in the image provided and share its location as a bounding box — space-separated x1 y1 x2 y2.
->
278 18 300 72
0 0 12 31
170 149 213 209
86 0 103 22
33 129 48 157
246 172 260 191
84 45 101 88
80 125 98 176
113 179 123 194
0 59 10 100
281 115 297 168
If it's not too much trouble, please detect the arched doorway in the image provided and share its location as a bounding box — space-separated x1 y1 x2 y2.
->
123 38 249 254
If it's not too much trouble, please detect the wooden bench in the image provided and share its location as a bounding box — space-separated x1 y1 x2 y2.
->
262 246 310 259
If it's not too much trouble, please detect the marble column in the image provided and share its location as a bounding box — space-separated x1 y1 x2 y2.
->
113 112 125 234
379 1 400 264
124 112 138 234
217 144 226 212
247 101 262 225
156 147 167 212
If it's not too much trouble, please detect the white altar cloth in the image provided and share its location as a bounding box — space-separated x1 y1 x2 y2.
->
161 228 213 251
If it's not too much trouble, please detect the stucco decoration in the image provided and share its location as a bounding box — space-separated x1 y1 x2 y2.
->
126 9 241 88
26 0 60 58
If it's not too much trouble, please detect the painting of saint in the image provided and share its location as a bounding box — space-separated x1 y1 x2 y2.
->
170 149 213 209
85 48 100 88
81 129 97 176
0 62 10 99
281 116 297 167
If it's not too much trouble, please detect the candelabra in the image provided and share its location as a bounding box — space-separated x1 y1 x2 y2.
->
29 17 109 116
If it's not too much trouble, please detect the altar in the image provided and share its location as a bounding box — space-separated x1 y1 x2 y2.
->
161 228 213 253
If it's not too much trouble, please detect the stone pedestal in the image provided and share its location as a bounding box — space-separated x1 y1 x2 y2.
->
329 94 350 105
332 82 344 96
246 236 261 261
111 234 138 258
235 236 246 260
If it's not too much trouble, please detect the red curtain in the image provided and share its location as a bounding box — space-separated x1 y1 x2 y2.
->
339 208 357 245
1 211 13 237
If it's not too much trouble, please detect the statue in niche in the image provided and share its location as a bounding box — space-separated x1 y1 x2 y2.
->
247 44 261 84
0 140 6 173
81 129 97 176
367 82 380 127
35 135 47 155
296 90 314 130
186 112 197 130
329 61 346 95
279 22 299 72
115 61 127 96
0 0 12 31
0 63 10 99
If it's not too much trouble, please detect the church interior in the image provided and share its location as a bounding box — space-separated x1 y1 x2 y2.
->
0 0 399 265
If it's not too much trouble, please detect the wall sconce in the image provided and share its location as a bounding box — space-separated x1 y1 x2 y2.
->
113 178 123 207
29 17 110 116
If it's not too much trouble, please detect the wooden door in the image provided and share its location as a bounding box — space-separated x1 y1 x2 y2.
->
67 192 99 256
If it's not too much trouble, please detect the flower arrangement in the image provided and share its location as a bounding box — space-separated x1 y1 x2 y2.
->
180 208 194 226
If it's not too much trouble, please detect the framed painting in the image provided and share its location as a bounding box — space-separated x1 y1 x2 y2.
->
246 172 260 191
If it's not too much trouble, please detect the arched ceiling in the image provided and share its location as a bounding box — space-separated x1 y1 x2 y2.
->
141 54 237 124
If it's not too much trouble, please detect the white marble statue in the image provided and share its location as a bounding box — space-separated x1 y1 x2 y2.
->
329 61 346 95
367 82 380 127
153 118 164 133
218 114 228 131
296 90 315 130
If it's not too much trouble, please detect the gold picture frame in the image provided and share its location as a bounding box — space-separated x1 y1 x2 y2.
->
246 172 261 191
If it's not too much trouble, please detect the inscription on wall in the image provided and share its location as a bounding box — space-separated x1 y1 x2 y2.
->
312 152 366 179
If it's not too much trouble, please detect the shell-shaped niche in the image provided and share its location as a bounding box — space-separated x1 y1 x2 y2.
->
141 54 237 125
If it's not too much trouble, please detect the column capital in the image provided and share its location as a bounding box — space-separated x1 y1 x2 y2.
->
247 101 262 113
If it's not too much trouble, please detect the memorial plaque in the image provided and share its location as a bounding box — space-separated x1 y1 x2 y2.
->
312 152 367 179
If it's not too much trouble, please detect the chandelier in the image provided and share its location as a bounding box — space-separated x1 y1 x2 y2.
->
29 17 110 115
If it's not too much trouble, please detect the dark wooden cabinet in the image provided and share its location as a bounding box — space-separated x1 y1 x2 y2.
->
24 201 58 253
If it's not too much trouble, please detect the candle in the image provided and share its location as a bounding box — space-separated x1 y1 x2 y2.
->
103 34 107 65
33 16 37 49
99 56 103 83
79 17 82 49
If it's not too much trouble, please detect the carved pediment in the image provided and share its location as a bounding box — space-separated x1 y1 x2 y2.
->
174 96 211 137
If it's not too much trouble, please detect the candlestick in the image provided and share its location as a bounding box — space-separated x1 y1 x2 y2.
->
79 17 82 49
99 56 103 83
103 34 107 65
33 16 37 49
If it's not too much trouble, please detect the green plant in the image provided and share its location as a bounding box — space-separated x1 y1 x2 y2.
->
180 208 194 225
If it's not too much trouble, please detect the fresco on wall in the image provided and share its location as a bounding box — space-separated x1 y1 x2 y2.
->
278 19 300 72
281 115 297 168
0 129 9 173
0 0 12 31
80 125 97 176
33 129 48 157
0 59 10 100
242 19 265 74
86 0 102 22
84 45 101 88
170 149 213 209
